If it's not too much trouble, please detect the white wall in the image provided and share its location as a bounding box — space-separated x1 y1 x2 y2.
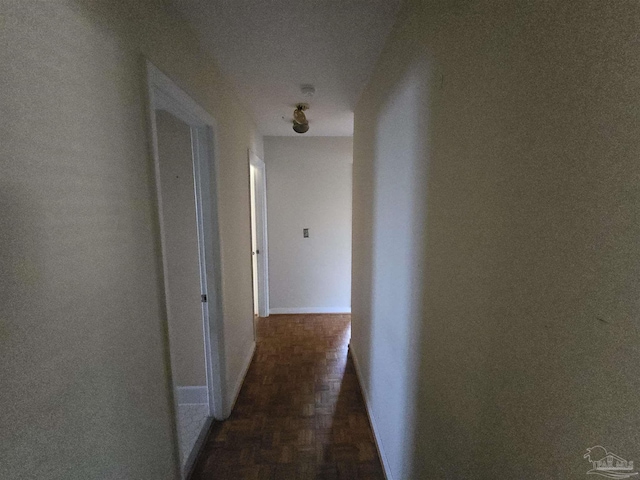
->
351 1 640 479
0 1 261 478
264 137 352 314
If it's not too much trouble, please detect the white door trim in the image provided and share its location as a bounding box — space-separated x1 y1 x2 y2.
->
146 61 228 475
249 150 270 318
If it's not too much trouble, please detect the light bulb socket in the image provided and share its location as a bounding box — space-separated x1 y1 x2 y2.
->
293 122 309 134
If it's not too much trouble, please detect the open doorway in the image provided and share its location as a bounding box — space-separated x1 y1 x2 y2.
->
155 108 209 474
147 62 226 478
249 150 269 319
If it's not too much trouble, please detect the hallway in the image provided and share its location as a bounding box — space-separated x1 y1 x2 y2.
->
6 2 640 478
190 315 384 479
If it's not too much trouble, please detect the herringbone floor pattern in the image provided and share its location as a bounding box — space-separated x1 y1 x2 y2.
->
190 314 384 479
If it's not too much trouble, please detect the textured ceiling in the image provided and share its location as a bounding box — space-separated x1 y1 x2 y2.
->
172 0 401 136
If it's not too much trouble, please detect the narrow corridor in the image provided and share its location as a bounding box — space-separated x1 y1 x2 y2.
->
190 315 384 479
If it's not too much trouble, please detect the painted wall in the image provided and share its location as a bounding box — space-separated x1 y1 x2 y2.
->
0 1 261 478
156 110 207 388
264 137 352 314
351 1 640 479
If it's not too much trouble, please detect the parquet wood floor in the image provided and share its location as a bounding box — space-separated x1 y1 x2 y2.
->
189 314 385 480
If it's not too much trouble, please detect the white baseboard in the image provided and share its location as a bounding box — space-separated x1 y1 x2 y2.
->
183 416 213 479
226 340 256 416
175 385 208 405
350 344 393 480
269 307 351 314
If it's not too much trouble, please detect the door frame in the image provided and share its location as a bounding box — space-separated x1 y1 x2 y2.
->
146 61 228 473
249 150 270 318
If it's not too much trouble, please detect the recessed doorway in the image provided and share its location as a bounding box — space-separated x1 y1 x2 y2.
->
147 62 226 478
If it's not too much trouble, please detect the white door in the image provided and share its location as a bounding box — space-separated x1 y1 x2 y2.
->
249 150 269 318
155 110 210 476
250 165 260 316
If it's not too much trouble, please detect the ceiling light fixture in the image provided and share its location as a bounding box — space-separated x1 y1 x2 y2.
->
293 104 309 134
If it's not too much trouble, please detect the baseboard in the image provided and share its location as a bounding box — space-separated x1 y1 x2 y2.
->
183 415 213 479
226 340 256 415
269 307 351 314
350 344 393 480
176 386 208 405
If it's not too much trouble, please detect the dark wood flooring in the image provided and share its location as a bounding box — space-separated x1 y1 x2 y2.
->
190 314 385 480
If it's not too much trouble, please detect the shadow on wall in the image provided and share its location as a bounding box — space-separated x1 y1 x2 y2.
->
351 44 433 477
0 182 41 385
353 0 640 479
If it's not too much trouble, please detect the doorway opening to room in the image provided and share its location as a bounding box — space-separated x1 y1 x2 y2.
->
147 62 226 479
249 150 270 323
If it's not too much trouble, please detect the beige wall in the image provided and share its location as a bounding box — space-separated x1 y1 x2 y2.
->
0 1 261 478
351 1 640 478
156 110 206 388
264 137 352 313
